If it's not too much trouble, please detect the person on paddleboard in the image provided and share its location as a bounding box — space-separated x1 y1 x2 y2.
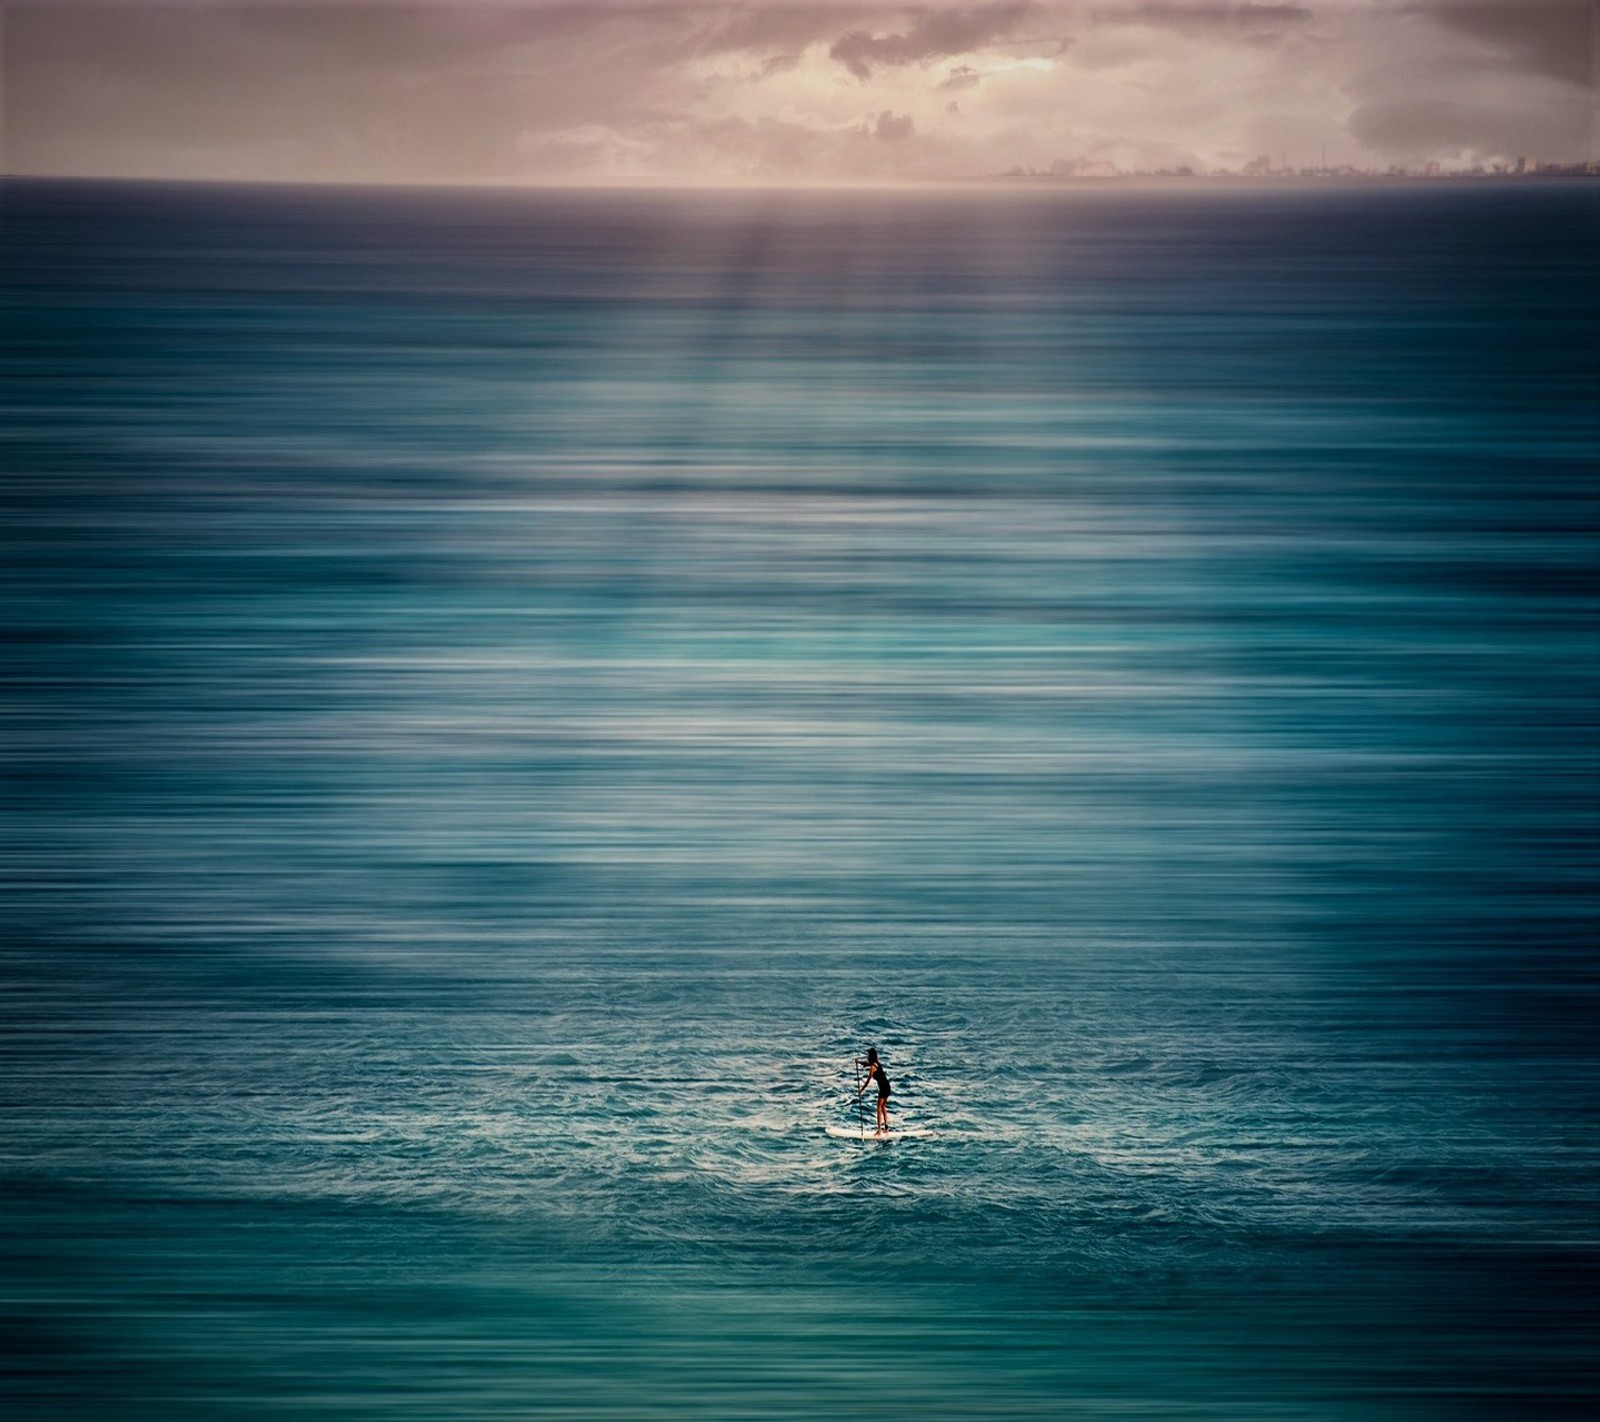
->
858 1047 891 1134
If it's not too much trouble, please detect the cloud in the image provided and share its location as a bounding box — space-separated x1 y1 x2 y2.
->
697 4 861 58
1092 3 1314 40
3 3 691 181
1418 1 1597 89
829 3 1034 80
874 108 916 139
587 107 956 180
5 2 1594 184
1340 3 1597 164
1347 91 1594 164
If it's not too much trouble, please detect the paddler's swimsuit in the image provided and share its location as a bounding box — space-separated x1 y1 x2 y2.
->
869 1063 891 1099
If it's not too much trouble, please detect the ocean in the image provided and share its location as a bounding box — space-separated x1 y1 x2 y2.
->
2 178 1597 1418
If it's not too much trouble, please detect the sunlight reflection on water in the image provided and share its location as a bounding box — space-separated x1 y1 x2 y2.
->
2 179 1597 1418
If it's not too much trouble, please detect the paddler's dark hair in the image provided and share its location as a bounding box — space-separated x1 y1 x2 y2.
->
866 1048 879 1064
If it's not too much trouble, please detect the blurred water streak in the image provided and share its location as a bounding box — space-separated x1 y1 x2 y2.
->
2 179 1598 1418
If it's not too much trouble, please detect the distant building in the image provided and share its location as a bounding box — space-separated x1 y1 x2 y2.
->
1426 160 1441 177
1242 155 1272 177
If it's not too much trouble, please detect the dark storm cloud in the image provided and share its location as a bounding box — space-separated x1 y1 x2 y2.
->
1342 2 1597 164
873 107 916 138
1418 1 1597 89
828 3 1034 80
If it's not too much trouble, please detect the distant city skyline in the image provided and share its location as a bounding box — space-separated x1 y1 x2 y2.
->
1005 153 1600 179
4 1 1597 185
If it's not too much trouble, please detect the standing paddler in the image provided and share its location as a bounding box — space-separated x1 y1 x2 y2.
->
857 1047 891 1135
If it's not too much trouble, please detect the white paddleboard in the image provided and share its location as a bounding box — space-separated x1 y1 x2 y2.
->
825 1123 933 1141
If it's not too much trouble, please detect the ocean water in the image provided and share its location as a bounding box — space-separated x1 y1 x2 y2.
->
2 179 1597 1419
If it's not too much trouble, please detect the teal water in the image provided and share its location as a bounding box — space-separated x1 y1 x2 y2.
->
3 180 1598 1418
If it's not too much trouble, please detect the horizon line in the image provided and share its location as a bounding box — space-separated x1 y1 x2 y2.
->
7 170 1598 196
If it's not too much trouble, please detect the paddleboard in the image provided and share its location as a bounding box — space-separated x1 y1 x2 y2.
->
825 1123 933 1141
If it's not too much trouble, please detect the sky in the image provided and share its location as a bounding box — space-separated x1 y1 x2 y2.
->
3 1 1596 184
